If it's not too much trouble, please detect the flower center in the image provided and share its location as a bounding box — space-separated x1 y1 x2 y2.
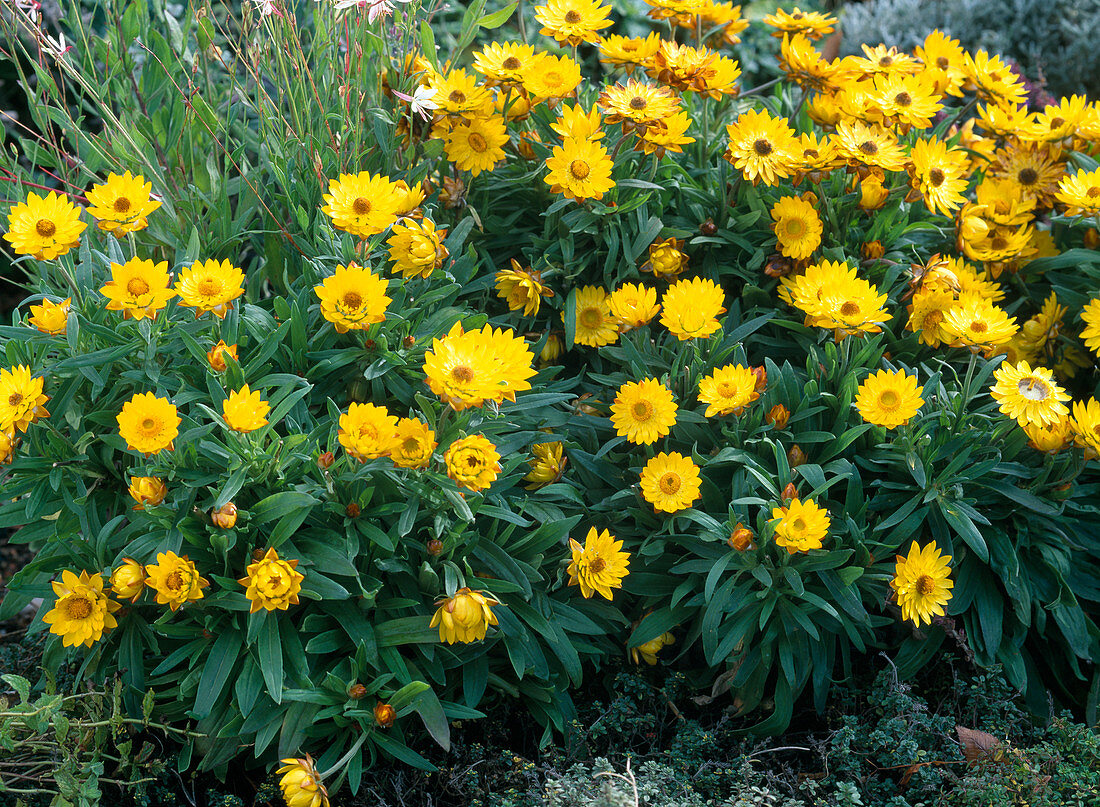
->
587 556 606 574
784 218 806 237
718 381 739 398
502 56 521 70
197 278 221 297
564 9 582 22
936 57 949 69
579 308 602 329
753 138 773 156
990 236 1007 251
791 517 806 532
925 310 944 328
35 219 57 238
8 392 24 407
629 96 647 110
1017 377 1049 401
353 197 371 215
929 168 945 186
859 140 878 155
66 596 92 619
893 91 912 107
449 89 467 104
466 454 482 469
1088 187 1100 199
878 389 899 409
342 291 363 309
451 365 475 383
969 320 988 334
468 133 488 152
631 400 654 421
166 570 185 591
141 417 158 433
1017 168 1038 186
878 55 893 67
127 277 151 296
113 196 132 213
840 301 860 317
916 574 936 595
659 472 681 494
569 159 591 180
402 437 420 453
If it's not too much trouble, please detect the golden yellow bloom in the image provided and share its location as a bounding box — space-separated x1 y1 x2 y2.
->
442 116 509 177
599 79 682 131
392 418 436 469
495 261 554 316
128 476 167 510
473 41 538 86
598 32 662 73
42 571 120 648
374 701 396 727
110 559 146 603
772 497 829 554
429 69 491 117
423 322 536 410
989 361 1070 428
545 137 615 203
942 297 1018 350
394 180 427 217
916 30 966 96
85 171 161 235
906 288 955 348
175 259 245 319
1080 299 1100 356
144 551 208 611
762 5 835 39
631 631 675 665
770 196 822 260
387 218 448 279
639 451 701 513
1023 417 1072 453
3 191 86 260
964 50 1026 107
644 237 689 279
988 141 1064 207
1056 168 1100 216
99 258 176 321
535 0 612 46
211 502 238 529
567 527 630 600
647 40 719 93
314 263 391 333
223 385 270 433
277 756 329 807
238 547 304 613
525 441 567 489
891 541 953 627
445 435 501 492
430 587 501 644
660 277 726 340
0 365 50 434
572 285 619 347
779 33 838 92
908 138 970 216
1032 94 1088 143
809 275 891 340
1071 398 1100 455
611 378 677 445
0 431 15 465
28 297 70 335
698 364 759 417
116 392 180 455
851 43 921 77
855 369 924 428
522 53 583 103
206 341 238 372
870 71 941 131
339 402 399 461
779 258 858 310
834 121 908 174
608 283 659 330
321 172 404 238
551 103 605 142
724 109 798 186
638 112 696 158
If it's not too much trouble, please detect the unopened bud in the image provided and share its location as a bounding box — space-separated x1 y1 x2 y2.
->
861 240 885 259
348 683 367 700
787 445 807 468
1086 228 1100 250
699 218 717 236
782 482 799 502
767 404 790 430
211 502 237 529
403 335 416 349
317 451 335 470
374 701 396 728
751 366 767 392
426 539 444 556
728 523 755 552
346 503 361 518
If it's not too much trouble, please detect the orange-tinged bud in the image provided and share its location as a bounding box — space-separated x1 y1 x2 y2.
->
751 366 767 392
349 683 367 700
346 503 361 518
767 404 790 430
699 218 717 236
206 341 238 372
782 482 799 502
728 523 755 551
317 451 335 470
374 701 396 728
426 539 444 556
862 240 885 259
403 335 416 349
211 502 237 528
1086 228 1100 250
787 444 807 468
858 177 889 211
128 476 167 510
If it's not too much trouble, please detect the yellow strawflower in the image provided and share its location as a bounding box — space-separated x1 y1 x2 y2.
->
989 361 1070 428
639 451 701 513
128 476 167 510
387 218 448 279
175 259 245 319
698 364 760 417
238 548 304 613
223 385 270 433
610 378 677 445
660 277 726 340
338 402 399 461
144 551 208 611
85 171 161 235
772 497 829 554
391 418 437 469
42 571 120 648
855 370 925 429
495 261 554 316
445 435 501 492
891 541 953 627
321 171 403 238
276 756 329 807
3 190 86 260
28 297 70 335
430 587 501 644
567 527 630 600
313 263 391 333
116 392 180 455
110 559 146 603
0 365 50 434
524 442 567 489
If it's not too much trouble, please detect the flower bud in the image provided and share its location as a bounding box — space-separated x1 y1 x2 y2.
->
767 404 790 430
206 341 238 373
317 451 335 470
539 333 564 366
858 177 889 211
861 240 885 260
787 444 807 468
426 539 444 556
1086 228 1100 250
699 218 717 236
348 683 367 700
110 558 146 602
781 482 799 502
960 214 989 242
364 339 377 351
1050 482 1073 501
129 476 167 510
374 701 396 728
211 502 237 529
402 335 416 349
751 366 767 392
346 502 361 518
728 524 755 552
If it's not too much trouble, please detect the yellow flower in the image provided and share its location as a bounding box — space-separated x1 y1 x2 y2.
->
631 631 675 665
571 286 619 347
870 71 941 131
639 451 701 513
545 137 615 203
988 141 1064 206
429 69 492 117
430 587 501 644
128 476 167 510
942 297 1018 350
535 0 612 46
495 261 554 316
609 283 660 330
0 365 50 434
321 172 404 238
644 237 689 279
144 551 209 611
116 392 180 455
698 364 760 417
809 275 891 340
598 32 662 74
1023 417 1072 453
638 111 696 158
855 370 924 429
391 418 437 469
907 138 970 216
964 49 1027 107
724 109 798 186
223 385 270 433
277 756 330 807
386 218 448 280
1056 167 1100 216
598 79 682 131
647 40 721 93
423 322 536 410
762 5 835 39
238 548 304 613
3 191 86 260
779 32 839 91
611 377 677 445
393 180 426 217
42 571 120 648
1081 299 1100 357
906 287 955 348
891 541 953 627
99 258 177 321
770 196 822 260
206 341 238 372
989 361 1070 428
915 30 966 96
110 559 146 603
525 442 567 489
779 258 858 310
772 497 829 554
338 402 399 461
0 431 14 465
473 41 538 86
314 263 391 333
175 259 245 319
660 277 726 340
445 435 501 492
567 527 630 600
522 53 583 103
551 102 605 141
1070 398 1100 455
85 171 161 235
834 121 908 174
28 297 70 335
442 116 509 177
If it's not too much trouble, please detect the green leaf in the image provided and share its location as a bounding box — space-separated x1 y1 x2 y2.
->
259 615 284 704
479 1 517 28
193 629 242 719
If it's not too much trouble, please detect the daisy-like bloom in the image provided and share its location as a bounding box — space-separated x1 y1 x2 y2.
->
639 451 701 513
779 33 839 92
834 121 908 174
175 259 245 319
128 476 167 510
423 322 536 409
314 263 391 333
430 587 500 644
572 285 619 347
975 102 1042 140
961 223 1036 268
223 385 270 433
762 5 835 38
855 369 924 428
427 69 492 118
805 92 843 128
522 53 583 103
723 109 798 186
987 141 1064 207
772 497 829 554
442 116 509 177
85 171 161 235
1081 299 1100 357
851 43 921 78
631 630 675 665
660 277 726 340
144 551 209 611
1056 168 1100 216
598 79 682 132
206 341 238 372
906 287 955 348
338 402 398 461
696 55 742 99
0 365 50 434
100 258 176 321
779 258 859 311
647 40 719 93
3 191 86 260
1015 293 1065 356
567 527 630 600
611 378 677 445
495 260 554 316
964 49 1026 107
598 32 662 74
891 541 953 627
472 41 538 86
869 71 942 131
277 756 330 807
321 171 404 238
445 435 501 492
609 283 660 330
110 558 146 603
792 132 840 185
907 138 969 216
644 238 688 279
116 392 180 455
989 361 1070 428
551 102 604 141
28 297 70 335
387 218 448 279
524 441 567 489
916 30 966 96
238 547 304 613
1023 416 1073 453
941 297 1018 351
545 137 615 203
770 196 822 260
391 418 437 469
638 111 696 158
393 180 427 217
1071 398 1100 455
42 571 121 648
535 0 612 46
809 275 891 340
698 364 759 417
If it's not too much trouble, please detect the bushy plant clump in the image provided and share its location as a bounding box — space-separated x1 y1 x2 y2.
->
1 0 1100 801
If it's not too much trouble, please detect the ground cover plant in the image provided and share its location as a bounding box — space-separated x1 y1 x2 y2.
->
1 0 1099 803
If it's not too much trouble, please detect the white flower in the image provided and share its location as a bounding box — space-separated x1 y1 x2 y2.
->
253 0 282 16
393 84 439 121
